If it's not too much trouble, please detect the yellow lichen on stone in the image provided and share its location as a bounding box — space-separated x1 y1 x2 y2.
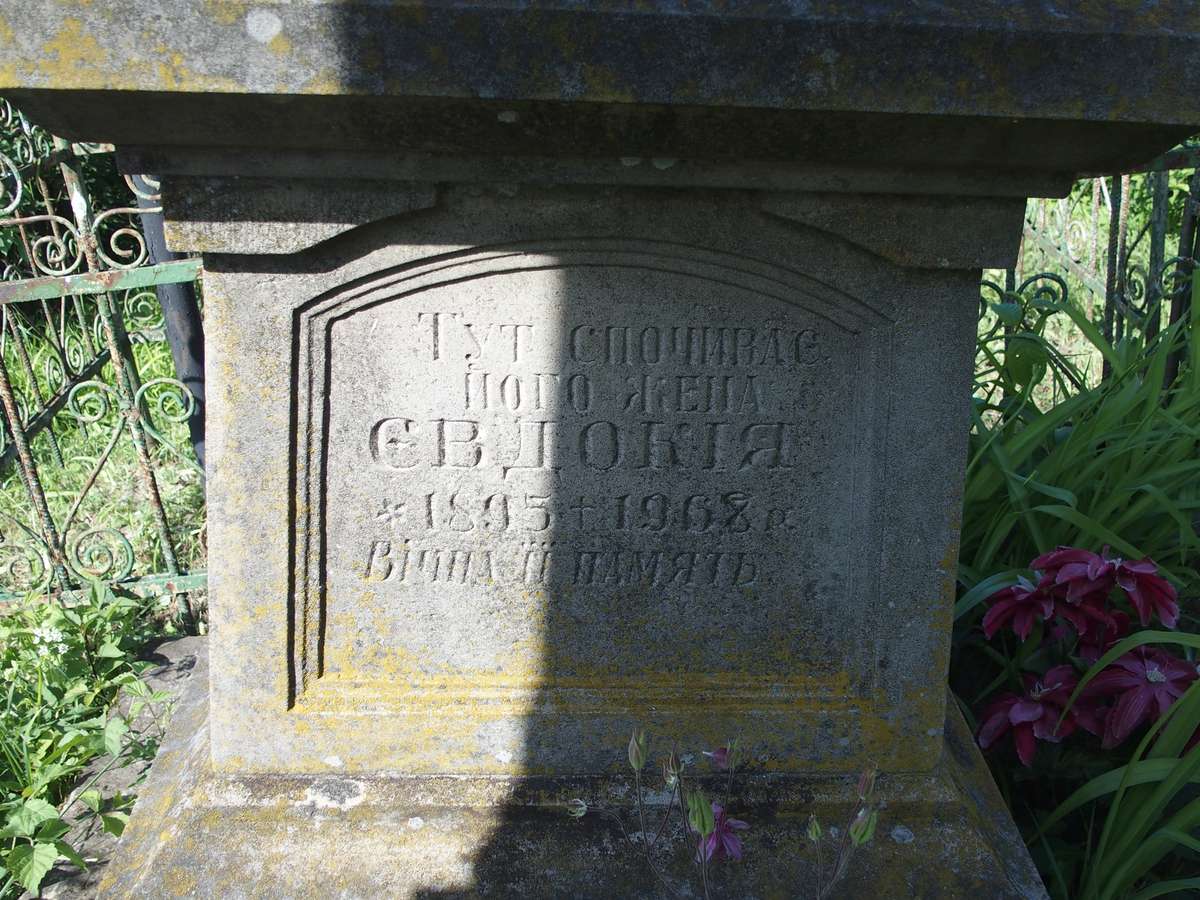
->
300 67 343 95
161 866 198 897
201 0 242 26
38 18 107 87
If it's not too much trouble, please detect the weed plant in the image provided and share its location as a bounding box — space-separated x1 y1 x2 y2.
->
0 582 172 897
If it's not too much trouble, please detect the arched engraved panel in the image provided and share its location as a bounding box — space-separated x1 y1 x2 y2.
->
289 240 894 709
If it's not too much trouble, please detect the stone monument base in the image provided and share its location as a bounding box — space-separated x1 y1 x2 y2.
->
101 643 1045 898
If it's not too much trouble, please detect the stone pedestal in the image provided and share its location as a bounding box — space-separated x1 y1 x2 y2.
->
99 640 1045 897
6 3 1198 897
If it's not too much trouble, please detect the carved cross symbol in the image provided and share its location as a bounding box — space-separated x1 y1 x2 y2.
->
376 499 406 531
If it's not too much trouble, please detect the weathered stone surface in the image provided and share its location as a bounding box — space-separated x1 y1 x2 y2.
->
5 2 1199 173
197 184 982 777
11 4 1195 894
101 638 1048 899
160 176 436 255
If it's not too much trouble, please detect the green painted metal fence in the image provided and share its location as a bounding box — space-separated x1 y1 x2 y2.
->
0 98 206 608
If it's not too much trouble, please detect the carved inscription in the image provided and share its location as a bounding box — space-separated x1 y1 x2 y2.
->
320 265 862 676
346 312 830 589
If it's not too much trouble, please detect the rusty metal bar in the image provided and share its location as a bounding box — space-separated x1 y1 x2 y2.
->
1114 174 1131 341
1102 175 1123 379
1146 170 1169 342
91 288 181 575
0 258 202 304
134 175 206 476
1136 144 1200 173
2 307 65 467
0 345 69 590
0 346 108 473
1022 222 1108 299
54 138 181 576
0 570 207 608
1165 172 1200 390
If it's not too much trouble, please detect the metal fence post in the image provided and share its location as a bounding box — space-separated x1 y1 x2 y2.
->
133 175 206 477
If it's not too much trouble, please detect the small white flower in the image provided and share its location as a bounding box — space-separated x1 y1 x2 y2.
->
31 625 64 646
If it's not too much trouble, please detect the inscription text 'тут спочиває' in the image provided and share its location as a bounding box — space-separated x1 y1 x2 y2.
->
355 311 828 590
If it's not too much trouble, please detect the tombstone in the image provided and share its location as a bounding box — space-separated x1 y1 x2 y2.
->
6 4 1198 897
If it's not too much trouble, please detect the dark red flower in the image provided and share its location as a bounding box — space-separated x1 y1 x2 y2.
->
1050 592 1117 640
977 665 1103 766
982 576 1055 640
703 746 731 770
698 803 749 863
1031 546 1179 630
1113 558 1179 629
1084 647 1198 748
1075 610 1131 664
1032 547 1114 601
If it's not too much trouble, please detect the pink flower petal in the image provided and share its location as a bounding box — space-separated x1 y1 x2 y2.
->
1014 723 1037 767
1106 686 1154 747
1009 700 1044 724
977 710 1012 748
722 833 743 861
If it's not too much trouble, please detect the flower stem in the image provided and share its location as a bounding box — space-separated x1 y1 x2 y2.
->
633 769 683 900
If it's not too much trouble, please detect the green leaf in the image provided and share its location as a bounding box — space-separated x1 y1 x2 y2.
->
53 839 87 872
1130 878 1200 900
5 798 59 837
1041 759 1196 831
992 301 1022 325
122 678 151 699
96 641 125 659
954 569 1025 621
78 790 102 813
686 790 714 838
1004 334 1049 386
6 842 58 894
35 817 69 842
1021 478 1077 507
102 717 129 757
1030 505 1146 559
100 812 128 837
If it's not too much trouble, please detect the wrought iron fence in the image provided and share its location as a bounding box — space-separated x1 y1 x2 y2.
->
0 99 205 606
1019 148 1200 381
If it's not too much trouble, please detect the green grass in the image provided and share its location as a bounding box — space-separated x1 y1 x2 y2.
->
0 308 206 599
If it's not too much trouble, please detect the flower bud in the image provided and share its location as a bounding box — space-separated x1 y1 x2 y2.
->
848 808 878 847
686 789 715 838
627 728 648 772
565 798 588 818
661 750 680 789
806 814 822 842
856 766 877 802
